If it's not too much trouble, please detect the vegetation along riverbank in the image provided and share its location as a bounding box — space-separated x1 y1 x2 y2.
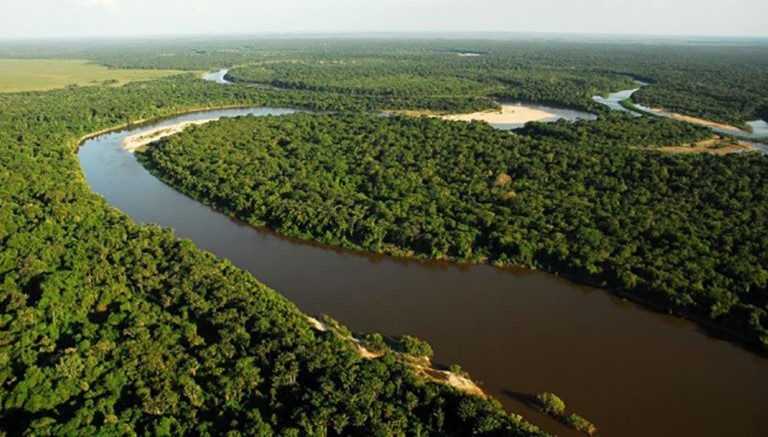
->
137 111 768 351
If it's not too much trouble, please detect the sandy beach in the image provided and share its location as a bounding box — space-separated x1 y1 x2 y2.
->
668 112 743 131
306 315 484 396
442 104 556 124
641 107 744 131
121 118 218 152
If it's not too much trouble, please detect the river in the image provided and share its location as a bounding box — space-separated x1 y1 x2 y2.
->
594 83 768 152
78 104 768 436
203 68 279 90
204 69 597 130
212 67 766 143
592 86 644 115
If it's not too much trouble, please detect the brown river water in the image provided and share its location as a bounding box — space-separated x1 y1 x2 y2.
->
78 107 768 436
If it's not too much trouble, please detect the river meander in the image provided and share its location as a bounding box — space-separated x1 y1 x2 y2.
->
78 104 768 436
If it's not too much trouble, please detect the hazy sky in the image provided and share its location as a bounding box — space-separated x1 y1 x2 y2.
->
1 0 766 39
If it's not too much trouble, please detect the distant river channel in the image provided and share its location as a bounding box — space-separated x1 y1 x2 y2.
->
76 77 768 436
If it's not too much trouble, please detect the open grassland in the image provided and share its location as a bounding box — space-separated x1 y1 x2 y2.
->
0 59 182 92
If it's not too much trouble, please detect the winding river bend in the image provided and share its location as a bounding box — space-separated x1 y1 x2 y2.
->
594 83 768 152
212 67 768 147
77 88 768 436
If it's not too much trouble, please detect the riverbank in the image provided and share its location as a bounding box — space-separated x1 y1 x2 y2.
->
306 315 487 397
596 86 768 146
122 119 217 152
442 104 557 124
653 108 746 132
75 104 274 149
389 103 592 127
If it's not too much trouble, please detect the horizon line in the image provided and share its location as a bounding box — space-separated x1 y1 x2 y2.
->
2 30 768 43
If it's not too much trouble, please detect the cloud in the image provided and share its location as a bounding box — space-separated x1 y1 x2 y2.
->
70 0 119 8
3 0 766 38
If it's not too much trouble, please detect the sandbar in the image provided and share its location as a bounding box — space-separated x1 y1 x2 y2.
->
442 104 556 124
122 119 217 152
638 106 745 132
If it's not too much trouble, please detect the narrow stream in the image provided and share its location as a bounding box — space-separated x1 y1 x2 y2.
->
592 89 643 115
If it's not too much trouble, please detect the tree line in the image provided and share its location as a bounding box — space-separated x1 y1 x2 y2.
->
15 38 761 127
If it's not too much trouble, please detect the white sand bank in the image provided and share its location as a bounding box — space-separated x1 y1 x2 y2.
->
442 104 556 124
122 119 217 152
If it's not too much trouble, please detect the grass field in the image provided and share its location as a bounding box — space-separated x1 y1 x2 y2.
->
0 59 182 93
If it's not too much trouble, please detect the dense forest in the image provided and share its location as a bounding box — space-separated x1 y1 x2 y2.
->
2 37 768 435
139 112 768 350
5 38 765 126
213 40 766 126
516 112 713 146
628 49 768 129
0 74 544 435
224 56 632 114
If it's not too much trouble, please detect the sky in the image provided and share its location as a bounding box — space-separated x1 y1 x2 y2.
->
0 0 766 39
